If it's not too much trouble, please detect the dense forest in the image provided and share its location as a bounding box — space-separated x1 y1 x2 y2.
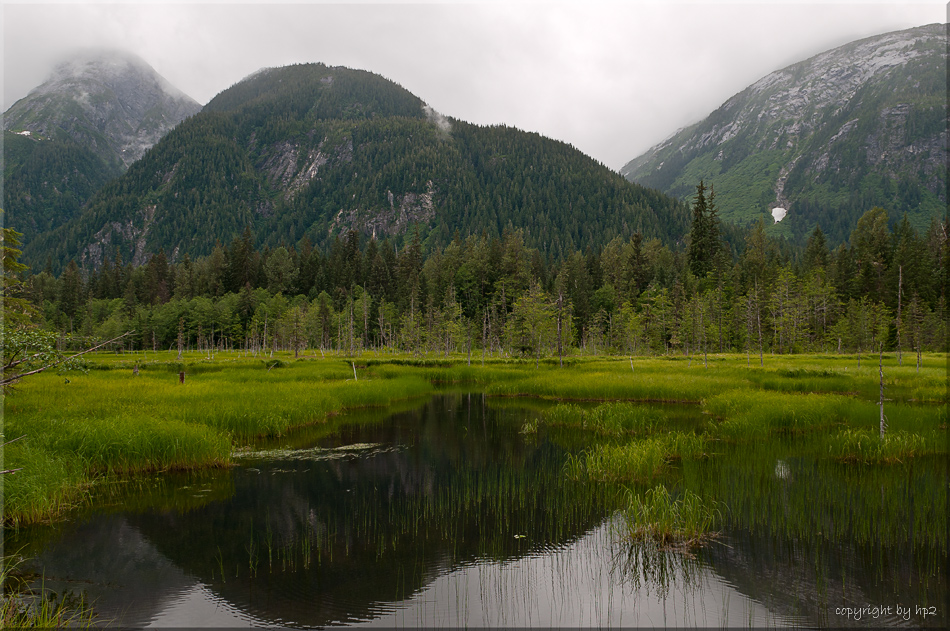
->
3 130 119 242
22 63 689 271
14 183 947 363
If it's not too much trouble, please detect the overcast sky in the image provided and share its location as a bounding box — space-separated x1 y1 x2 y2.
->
2 1 944 170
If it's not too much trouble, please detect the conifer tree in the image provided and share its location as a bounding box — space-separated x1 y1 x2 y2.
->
687 181 721 279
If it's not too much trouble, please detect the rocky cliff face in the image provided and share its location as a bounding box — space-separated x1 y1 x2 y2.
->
3 50 201 171
621 24 946 244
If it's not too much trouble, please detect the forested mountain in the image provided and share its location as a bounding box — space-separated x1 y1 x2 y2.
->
23 63 689 271
3 50 201 242
3 130 116 241
621 24 946 246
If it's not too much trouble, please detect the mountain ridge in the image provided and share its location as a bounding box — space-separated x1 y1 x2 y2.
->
3 50 202 243
24 62 689 272
621 23 946 245
4 49 202 170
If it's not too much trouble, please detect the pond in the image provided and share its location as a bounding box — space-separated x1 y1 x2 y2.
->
6 393 946 627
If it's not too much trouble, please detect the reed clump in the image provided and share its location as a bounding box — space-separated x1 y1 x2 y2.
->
540 403 664 437
706 391 853 436
566 439 668 483
1 441 90 527
826 429 930 464
622 485 721 549
565 432 707 483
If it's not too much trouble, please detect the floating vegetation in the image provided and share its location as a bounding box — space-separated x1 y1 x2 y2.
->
237 442 404 462
621 485 721 549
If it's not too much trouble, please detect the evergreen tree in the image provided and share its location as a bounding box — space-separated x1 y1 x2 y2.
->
687 181 721 279
804 224 830 271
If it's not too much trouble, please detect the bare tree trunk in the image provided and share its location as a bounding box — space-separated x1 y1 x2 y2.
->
700 298 707 368
177 317 184 360
482 309 487 366
557 291 564 368
755 279 763 367
896 265 903 366
879 345 887 438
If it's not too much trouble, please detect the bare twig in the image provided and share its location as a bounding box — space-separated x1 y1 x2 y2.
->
2 435 27 446
0 331 134 388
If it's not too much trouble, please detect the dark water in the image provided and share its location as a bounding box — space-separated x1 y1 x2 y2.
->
6 393 946 628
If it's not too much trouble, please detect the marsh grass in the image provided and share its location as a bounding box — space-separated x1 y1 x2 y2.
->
825 429 931 464
706 391 854 435
567 439 668 483
1 442 90 527
3 352 434 525
1 557 97 627
539 403 664 437
566 429 710 484
5 350 946 526
622 485 721 548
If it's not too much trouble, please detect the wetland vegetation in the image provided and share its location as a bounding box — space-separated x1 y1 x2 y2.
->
2 348 945 627
4 350 945 529
2 353 946 625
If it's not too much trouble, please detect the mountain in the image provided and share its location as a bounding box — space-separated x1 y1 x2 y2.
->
25 63 688 270
4 50 201 170
3 50 201 241
620 23 946 245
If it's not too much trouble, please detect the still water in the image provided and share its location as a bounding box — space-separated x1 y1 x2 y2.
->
7 393 946 628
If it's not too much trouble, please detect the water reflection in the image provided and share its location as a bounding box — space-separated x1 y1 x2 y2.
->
6 393 943 627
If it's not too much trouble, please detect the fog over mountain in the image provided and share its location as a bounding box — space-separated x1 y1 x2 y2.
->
3 50 202 240
3 3 942 171
621 23 946 245
4 49 201 170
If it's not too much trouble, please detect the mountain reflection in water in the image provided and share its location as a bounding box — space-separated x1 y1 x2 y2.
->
10 393 940 627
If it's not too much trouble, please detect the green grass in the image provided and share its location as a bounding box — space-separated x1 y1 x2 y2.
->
1 556 97 627
565 432 708 483
2 351 434 526
566 438 669 483
622 485 721 548
3 349 945 527
825 428 933 464
536 403 664 437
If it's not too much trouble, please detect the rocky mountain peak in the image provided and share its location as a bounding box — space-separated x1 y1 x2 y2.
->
3 49 201 170
621 23 946 245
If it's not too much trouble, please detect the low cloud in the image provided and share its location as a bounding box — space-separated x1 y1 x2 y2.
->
423 104 452 134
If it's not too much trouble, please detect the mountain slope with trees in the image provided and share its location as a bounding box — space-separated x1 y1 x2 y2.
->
3 50 202 243
24 63 689 271
621 23 946 246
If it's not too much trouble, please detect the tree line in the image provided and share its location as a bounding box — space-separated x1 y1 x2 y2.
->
15 183 948 363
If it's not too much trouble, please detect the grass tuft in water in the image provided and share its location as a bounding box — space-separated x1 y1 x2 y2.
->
567 439 667 483
825 429 930 464
622 485 721 549
1 557 97 628
541 403 664 437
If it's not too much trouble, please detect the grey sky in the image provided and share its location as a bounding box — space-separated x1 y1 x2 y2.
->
2 1 944 170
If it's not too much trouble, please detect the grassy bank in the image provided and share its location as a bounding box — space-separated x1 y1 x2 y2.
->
2 352 433 526
2 350 945 527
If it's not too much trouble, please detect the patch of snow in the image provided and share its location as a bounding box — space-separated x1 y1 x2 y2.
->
771 207 788 223
15 130 31 136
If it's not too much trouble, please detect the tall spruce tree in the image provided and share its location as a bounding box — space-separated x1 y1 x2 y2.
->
687 181 721 278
